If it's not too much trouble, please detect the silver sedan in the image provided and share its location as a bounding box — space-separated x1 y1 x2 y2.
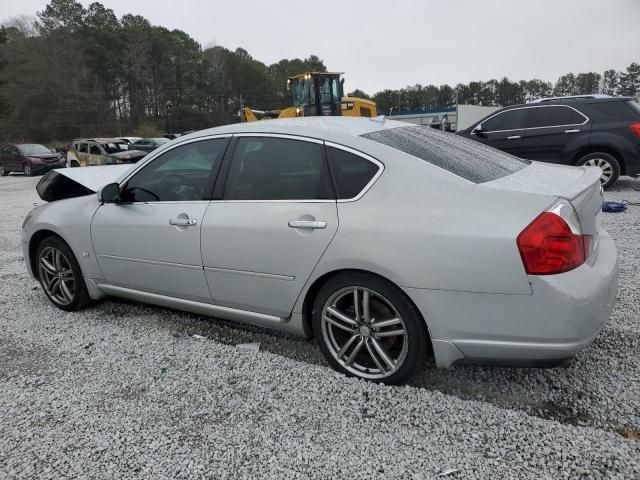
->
22 117 618 384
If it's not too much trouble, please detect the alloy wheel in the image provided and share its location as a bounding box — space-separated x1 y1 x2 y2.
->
0 165 5 176
321 286 408 380
584 157 613 185
38 246 76 306
23 163 31 176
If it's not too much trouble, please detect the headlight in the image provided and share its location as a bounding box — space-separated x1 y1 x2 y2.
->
22 209 34 229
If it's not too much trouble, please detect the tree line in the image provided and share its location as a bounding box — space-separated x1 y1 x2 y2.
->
0 0 638 143
358 65 640 115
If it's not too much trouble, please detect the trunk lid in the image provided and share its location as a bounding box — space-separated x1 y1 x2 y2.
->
483 161 604 240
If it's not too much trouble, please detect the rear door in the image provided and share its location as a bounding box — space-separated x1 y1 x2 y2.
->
201 134 338 317
520 105 589 164
470 108 529 156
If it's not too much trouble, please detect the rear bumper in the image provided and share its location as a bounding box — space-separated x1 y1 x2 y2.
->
404 229 618 368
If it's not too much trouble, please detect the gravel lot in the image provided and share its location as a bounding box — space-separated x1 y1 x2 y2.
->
1 174 639 479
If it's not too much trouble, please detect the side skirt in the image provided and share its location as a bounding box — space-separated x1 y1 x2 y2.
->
94 283 304 335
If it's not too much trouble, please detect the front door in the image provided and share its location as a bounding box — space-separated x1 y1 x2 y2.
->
91 137 229 303
201 135 338 317
471 107 530 156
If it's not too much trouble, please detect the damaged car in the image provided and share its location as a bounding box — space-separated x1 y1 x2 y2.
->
23 118 618 385
66 138 147 167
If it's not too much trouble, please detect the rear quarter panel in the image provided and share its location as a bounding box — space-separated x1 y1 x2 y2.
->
300 144 555 300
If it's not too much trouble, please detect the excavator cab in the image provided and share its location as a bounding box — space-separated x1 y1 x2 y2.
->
288 72 344 117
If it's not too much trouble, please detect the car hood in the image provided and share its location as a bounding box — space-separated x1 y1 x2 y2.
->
36 165 135 201
108 150 147 160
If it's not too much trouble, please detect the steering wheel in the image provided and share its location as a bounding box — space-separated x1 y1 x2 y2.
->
161 173 200 200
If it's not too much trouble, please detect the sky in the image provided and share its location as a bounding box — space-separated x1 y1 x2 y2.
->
1 0 639 94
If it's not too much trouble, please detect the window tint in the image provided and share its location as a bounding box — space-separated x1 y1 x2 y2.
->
482 108 529 131
122 138 227 202
327 147 379 199
589 101 640 121
527 106 584 128
224 137 330 200
362 126 529 183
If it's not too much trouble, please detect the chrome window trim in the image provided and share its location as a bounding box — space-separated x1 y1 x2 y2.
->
324 141 385 203
232 132 324 144
119 134 233 185
473 105 589 135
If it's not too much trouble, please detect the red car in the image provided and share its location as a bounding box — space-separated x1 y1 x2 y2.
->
0 143 66 177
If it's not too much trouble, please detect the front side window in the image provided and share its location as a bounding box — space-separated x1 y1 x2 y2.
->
527 106 585 128
482 108 529 132
122 138 227 202
89 144 101 155
224 137 331 200
327 146 380 199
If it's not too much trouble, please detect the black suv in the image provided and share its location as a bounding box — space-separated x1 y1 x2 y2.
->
458 95 640 188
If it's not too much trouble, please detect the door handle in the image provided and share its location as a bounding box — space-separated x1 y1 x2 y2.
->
507 135 521 140
288 220 327 229
564 129 580 134
169 218 197 226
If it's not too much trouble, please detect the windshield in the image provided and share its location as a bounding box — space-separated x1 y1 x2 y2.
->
18 144 51 155
291 77 313 106
362 125 529 183
101 142 127 154
151 138 170 144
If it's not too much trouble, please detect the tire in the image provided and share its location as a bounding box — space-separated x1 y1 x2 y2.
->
23 162 32 177
0 164 7 176
312 271 429 385
35 236 91 312
576 152 620 189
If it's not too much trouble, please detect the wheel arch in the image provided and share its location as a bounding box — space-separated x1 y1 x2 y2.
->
300 268 433 357
573 145 625 174
28 229 68 280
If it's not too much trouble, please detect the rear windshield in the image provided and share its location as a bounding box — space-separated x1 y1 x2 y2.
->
361 125 529 183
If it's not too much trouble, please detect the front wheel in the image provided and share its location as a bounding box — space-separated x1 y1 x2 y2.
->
312 272 429 385
0 164 7 176
23 162 32 177
576 152 620 189
36 236 91 311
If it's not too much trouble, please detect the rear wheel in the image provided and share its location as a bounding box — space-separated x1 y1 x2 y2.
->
23 162 32 177
576 152 620 189
36 236 90 311
312 272 429 384
0 164 7 176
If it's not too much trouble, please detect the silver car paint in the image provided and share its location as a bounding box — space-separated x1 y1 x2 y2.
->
22 117 618 369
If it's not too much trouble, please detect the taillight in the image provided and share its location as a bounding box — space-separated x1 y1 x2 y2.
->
630 122 640 138
517 200 588 275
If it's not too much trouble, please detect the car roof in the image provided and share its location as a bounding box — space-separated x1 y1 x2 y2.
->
180 117 409 144
501 96 634 111
73 138 125 143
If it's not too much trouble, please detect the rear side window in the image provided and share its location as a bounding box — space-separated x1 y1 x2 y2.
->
527 106 585 128
362 126 529 183
482 108 528 131
224 137 331 200
327 146 380 199
588 101 640 121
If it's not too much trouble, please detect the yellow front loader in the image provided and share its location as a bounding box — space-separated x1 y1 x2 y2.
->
239 72 377 122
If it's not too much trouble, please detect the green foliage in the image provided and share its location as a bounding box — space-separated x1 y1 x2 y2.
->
0 0 638 141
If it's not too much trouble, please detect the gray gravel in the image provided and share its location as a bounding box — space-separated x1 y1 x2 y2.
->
1 173 639 479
